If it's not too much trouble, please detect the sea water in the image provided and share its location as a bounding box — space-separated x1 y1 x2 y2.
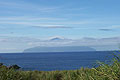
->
0 51 118 71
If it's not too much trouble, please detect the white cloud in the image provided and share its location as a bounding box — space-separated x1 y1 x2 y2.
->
0 1 61 13
110 25 120 29
0 48 17 50
0 36 120 52
99 25 120 31
0 16 66 21
0 18 98 29
32 25 73 29
0 39 6 42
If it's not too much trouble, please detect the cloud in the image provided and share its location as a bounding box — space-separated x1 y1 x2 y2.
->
0 20 89 26
0 21 73 29
111 25 120 29
0 39 7 42
99 29 113 31
0 36 41 43
0 36 120 52
27 41 74 46
32 25 73 29
0 48 17 50
0 18 98 29
0 16 66 21
0 1 59 13
25 36 120 51
0 16 120 30
99 25 120 31
0 16 91 29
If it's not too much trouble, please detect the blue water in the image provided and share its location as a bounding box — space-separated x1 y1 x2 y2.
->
0 51 118 71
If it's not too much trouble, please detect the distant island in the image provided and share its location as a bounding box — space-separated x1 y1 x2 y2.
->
23 46 96 53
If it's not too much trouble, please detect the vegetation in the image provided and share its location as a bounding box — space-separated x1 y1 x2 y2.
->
0 53 120 80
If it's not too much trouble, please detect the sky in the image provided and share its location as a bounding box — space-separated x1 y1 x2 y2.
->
0 0 120 53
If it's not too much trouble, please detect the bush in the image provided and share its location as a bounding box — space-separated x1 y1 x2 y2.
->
8 65 21 70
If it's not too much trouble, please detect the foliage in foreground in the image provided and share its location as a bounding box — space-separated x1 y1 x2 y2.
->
0 54 120 80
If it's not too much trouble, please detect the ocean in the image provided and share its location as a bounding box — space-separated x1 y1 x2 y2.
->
0 51 118 71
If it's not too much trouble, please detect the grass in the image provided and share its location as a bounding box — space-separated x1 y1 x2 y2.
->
0 53 120 80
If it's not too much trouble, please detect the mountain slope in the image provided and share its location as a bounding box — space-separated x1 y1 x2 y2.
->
23 46 96 53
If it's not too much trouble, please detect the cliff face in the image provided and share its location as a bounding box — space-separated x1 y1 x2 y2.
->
23 46 96 53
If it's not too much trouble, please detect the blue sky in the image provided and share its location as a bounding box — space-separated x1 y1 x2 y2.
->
0 0 120 52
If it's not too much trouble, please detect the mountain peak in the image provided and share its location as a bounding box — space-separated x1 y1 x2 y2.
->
49 36 65 41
